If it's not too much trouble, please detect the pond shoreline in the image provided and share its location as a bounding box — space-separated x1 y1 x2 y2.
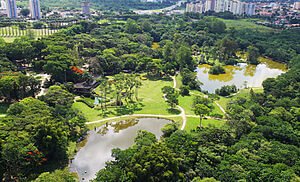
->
197 57 287 93
69 117 172 181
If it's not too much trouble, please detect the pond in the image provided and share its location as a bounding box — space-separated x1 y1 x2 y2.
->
196 58 287 93
70 118 171 181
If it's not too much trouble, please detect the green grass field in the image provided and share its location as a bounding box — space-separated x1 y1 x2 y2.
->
0 27 59 42
72 78 173 122
219 18 273 32
185 117 226 132
135 79 173 115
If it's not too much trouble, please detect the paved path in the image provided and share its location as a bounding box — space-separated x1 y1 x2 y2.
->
214 101 229 118
87 75 188 130
178 106 187 130
172 75 187 130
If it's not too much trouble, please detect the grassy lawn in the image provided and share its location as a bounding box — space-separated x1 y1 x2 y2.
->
3 37 15 43
185 117 226 132
135 78 172 115
175 74 182 89
219 18 273 32
73 78 173 122
0 28 59 42
72 102 104 122
217 87 264 110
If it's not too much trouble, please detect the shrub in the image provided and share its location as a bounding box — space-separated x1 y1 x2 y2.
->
215 85 237 96
77 97 94 108
209 65 225 75
180 86 190 96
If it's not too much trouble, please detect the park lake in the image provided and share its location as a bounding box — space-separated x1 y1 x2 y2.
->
196 58 287 93
70 118 170 181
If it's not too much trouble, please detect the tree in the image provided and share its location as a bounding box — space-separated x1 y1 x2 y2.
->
217 37 238 61
180 86 190 96
181 68 202 90
39 85 74 108
161 122 179 137
247 45 260 65
215 85 237 96
176 45 195 71
162 86 179 109
33 22 45 29
20 9 30 17
209 65 225 75
134 130 157 148
194 104 210 128
34 169 77 182
125 19 140 34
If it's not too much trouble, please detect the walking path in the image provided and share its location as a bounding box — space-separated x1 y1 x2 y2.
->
86 75 188 130
214 101 229 118
171 75 187 130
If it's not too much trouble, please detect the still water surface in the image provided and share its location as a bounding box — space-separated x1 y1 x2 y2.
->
70 118 170 181
196 58 287 93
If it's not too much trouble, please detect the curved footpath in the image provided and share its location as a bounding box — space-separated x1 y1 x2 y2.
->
86 75 188 130
85 75 230 130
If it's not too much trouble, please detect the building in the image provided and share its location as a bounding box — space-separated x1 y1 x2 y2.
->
82 1 90 15
1 0 6 10
186 0 256 16
6 0 17 18
29 0 41 19
294 2 300 10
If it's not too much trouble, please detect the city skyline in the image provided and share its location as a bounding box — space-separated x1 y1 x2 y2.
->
186 0 256 16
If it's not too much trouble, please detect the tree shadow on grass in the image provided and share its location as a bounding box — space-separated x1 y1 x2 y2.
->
99 110 115 118
147 74 172 82
167 108 181 115
115 103 144 116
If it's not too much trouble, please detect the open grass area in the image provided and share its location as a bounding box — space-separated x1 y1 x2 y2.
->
73 77 173 122
217 87 264 110
134 78 173 115
185 117 226 132
72 102 104 122
175 74 182 89
179 95 224 117
2 37 15 43
0 28 59 42
219 18 273 32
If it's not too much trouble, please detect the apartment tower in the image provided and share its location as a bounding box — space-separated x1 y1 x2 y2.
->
6 0 17 18
29 0 41 19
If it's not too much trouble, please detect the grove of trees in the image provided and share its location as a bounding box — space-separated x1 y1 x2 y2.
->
0 12 298 181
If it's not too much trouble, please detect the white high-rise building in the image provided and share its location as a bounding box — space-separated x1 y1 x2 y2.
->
294 2 300 10
29 0 41 19
205 0 212 11
6 0 17 18
0 0 6 10
186 0 255 16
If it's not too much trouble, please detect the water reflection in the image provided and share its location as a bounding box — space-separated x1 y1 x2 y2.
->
70 118 170 181
197 58 286 93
